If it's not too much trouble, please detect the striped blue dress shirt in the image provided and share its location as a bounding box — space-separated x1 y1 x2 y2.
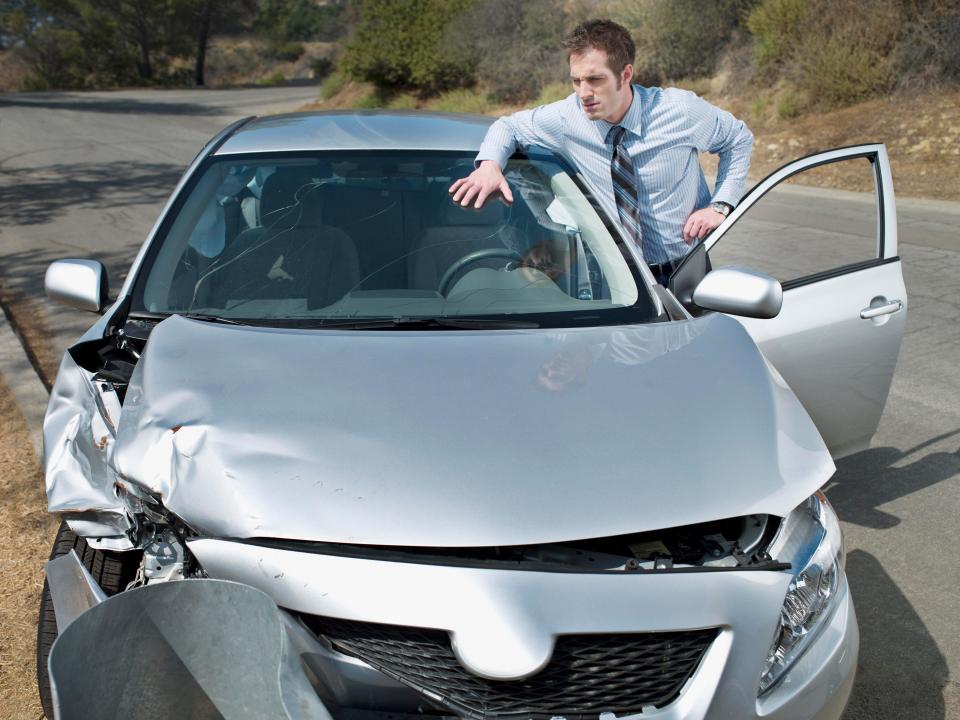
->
476 85 754 264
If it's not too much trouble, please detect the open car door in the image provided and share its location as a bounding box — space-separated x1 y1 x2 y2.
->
678 145 906 458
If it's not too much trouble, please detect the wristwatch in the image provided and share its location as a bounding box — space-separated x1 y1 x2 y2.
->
709 201 732 217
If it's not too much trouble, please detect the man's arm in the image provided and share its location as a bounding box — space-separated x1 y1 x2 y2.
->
681 91 754 242
449 102 568 208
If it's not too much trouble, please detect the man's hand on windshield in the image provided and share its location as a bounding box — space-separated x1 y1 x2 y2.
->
682 207 725 244
449 160 514 208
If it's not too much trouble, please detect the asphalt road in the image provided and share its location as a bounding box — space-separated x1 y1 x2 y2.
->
1 88 958 718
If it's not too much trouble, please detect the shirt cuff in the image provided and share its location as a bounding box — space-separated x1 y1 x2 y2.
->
474 148 512 170
710 189 740 209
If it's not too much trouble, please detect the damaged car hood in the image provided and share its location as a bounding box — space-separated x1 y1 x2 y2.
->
105 313 833 546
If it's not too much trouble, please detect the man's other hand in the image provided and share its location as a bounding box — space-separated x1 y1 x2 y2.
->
449 160 514 208
682 207 725 244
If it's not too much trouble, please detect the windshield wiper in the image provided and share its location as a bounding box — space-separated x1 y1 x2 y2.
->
316 316 539 330
176 313 245 325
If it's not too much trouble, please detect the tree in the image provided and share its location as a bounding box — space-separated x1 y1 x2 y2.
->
445 0 568 102
342 0 475 91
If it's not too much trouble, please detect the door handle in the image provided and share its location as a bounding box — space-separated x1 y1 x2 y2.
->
860 299 902 319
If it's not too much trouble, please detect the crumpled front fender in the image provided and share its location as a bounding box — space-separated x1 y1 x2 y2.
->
43 347 131 539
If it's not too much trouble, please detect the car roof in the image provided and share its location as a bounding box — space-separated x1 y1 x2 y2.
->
214 111 496 156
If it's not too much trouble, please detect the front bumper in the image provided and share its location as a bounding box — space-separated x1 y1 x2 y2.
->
187 539 859 720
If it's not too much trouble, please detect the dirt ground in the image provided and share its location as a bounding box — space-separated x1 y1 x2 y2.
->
0 376 56 719
734 88 960 201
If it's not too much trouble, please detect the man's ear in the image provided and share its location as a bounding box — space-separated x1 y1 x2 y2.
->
622 63 634 85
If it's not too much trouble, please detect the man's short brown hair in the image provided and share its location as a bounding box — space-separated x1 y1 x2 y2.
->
562 19 636 74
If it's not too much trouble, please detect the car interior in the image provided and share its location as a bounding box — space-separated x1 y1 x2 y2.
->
145 154 638 321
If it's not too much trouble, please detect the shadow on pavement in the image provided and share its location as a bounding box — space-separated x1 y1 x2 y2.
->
0 245 137 309
0 94 221 116
0 161 182 226
826 430 960 529
843 549 948 719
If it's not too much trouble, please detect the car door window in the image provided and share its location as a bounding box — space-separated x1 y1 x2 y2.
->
708 156 881 287
696 145 905 459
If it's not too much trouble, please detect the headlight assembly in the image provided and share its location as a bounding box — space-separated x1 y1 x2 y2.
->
759 491 845 694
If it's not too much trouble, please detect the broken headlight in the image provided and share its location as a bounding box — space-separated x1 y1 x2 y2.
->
759 491 844 694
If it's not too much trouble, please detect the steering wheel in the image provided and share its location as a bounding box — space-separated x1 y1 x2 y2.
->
438 248 523 296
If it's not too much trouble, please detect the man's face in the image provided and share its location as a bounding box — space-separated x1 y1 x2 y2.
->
569 47 633 124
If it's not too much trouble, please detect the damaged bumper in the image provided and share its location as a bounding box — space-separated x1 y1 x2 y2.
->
44 563 332 720
46 542 856 720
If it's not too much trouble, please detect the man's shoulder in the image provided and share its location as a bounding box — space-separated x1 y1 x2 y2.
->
642 85 701 108
532 91 579 113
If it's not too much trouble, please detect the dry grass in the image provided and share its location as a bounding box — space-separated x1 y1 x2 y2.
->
0 377 56 719
733 87 960 200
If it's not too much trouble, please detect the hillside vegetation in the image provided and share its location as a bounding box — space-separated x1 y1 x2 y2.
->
3 0 958 198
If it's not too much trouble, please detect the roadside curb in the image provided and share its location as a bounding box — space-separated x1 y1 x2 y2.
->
0 311 49 458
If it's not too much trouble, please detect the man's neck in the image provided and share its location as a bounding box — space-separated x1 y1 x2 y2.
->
608 84 633 126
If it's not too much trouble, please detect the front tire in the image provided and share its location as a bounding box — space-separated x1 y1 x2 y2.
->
36 521 141 718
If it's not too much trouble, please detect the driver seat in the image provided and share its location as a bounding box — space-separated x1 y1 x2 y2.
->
409 201 522 292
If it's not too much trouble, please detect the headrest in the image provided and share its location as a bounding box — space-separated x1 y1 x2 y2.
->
259 171 326 228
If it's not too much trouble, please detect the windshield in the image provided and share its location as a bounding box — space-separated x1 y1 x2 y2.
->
132 151 657 327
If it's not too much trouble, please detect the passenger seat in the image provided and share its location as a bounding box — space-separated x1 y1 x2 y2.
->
211 171 360 310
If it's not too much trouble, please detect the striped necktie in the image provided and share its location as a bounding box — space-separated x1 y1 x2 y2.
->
607 125 646 259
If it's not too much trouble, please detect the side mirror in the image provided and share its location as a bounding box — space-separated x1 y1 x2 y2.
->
692 266 783 319
45 259 109 313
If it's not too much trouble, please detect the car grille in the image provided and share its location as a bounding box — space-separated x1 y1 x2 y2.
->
305 616 717 719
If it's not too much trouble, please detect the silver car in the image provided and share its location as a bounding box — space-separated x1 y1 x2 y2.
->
38 112 907 720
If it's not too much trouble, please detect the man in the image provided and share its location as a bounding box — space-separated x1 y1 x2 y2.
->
449 19 753 286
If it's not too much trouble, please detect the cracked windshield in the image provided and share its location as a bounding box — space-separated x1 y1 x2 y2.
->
134 152 651 327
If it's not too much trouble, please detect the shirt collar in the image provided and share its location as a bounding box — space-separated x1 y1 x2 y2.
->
597 85 643 144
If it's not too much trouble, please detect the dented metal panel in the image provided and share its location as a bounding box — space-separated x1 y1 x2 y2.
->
43 348 131 539
94 312 834 547
48 579 333 720
44 550 107 632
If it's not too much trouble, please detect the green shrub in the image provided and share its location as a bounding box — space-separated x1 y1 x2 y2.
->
321 70 347 99
259 70 287 86
776 89 805 118
356 91 384 109
342 0 475 91
896 0 960 85
603 0 749 84
269 41 305 62
534 80 571 106
750 92 772 118
156 66 196 87
258 0 348 42
746 0 901 108
747 0 809 69
386 92 419 110
428 88 492 114
444 0 568 103
795 35 895 105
